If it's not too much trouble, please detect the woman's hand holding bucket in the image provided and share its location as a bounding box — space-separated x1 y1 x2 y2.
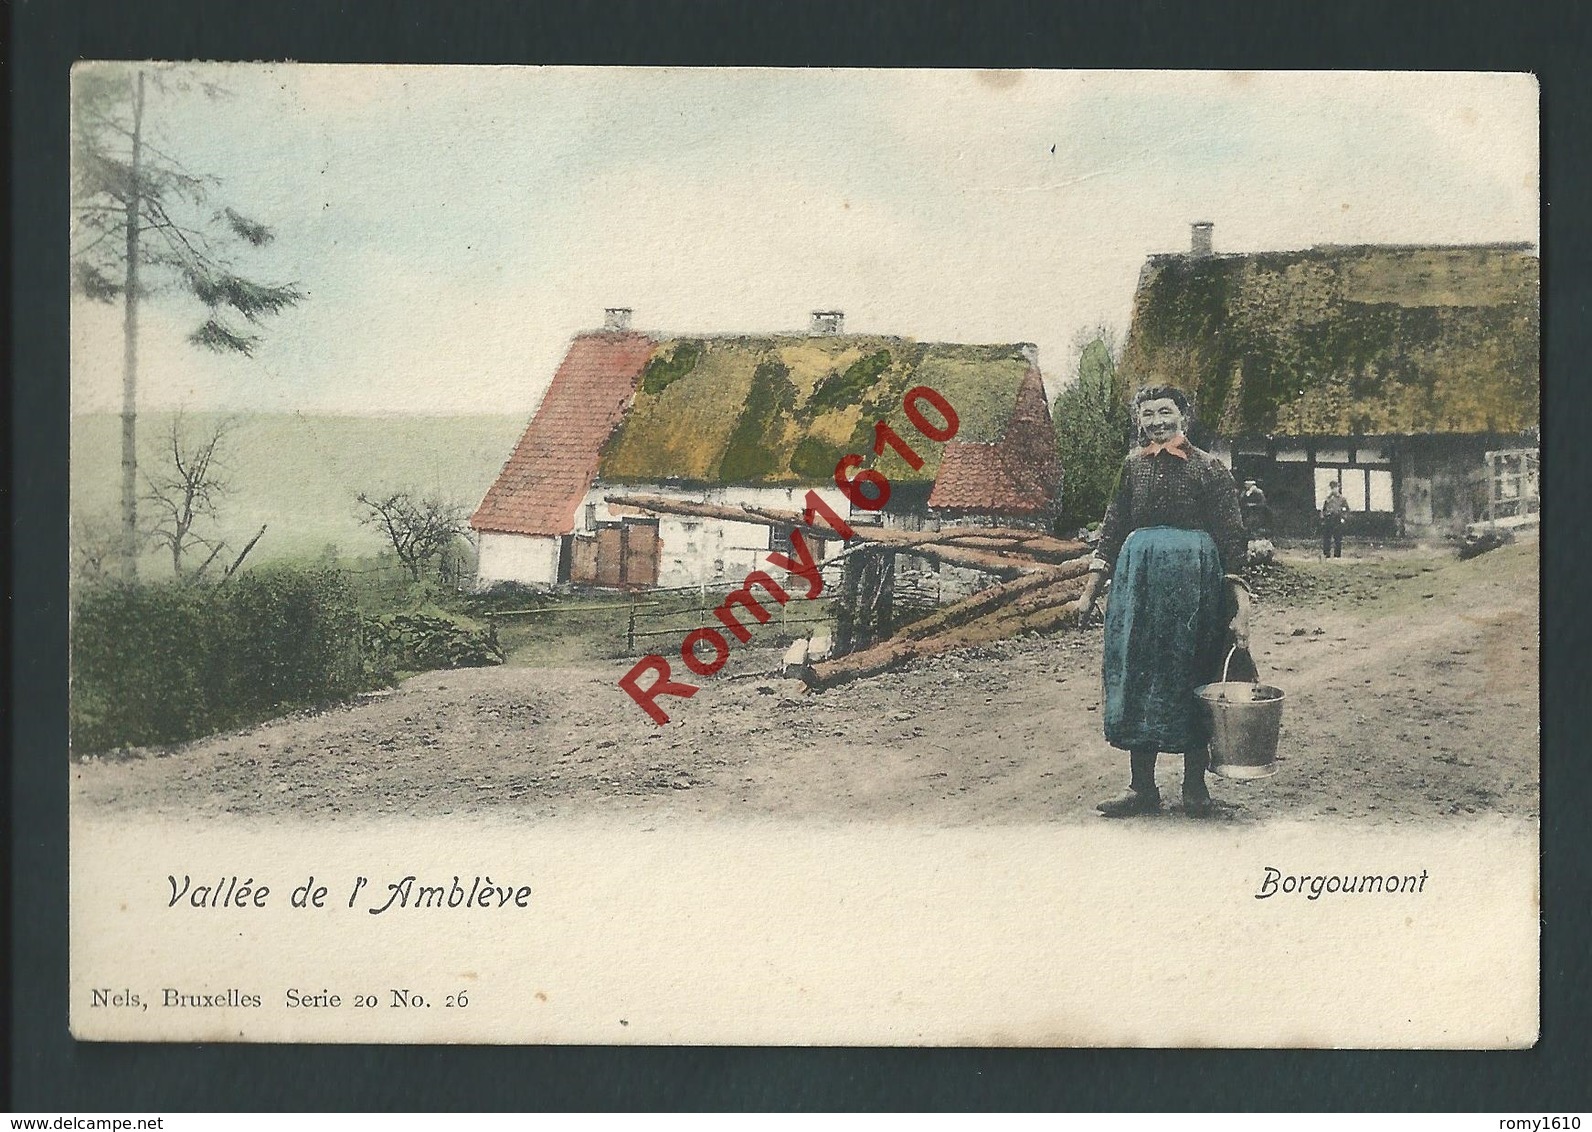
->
1228 581 1251 650
1074 570 1105 625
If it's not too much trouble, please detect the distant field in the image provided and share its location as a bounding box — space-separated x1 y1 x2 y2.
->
71 412 529 568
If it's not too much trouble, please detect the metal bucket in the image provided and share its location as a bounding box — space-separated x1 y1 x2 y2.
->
1196 648 1284 780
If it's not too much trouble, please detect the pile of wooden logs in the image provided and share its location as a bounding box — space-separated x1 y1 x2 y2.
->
608 493 1095 690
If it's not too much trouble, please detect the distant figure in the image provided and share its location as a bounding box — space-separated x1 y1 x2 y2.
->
1321 481 1350 558
1240 479 1269 536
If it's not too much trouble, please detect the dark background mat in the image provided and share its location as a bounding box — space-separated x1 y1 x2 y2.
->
9 0 1589 1111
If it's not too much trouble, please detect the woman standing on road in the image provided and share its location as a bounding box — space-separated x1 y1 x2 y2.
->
1074 385 1250 817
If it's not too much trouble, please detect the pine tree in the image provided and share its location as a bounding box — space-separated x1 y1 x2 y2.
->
71 64 304 580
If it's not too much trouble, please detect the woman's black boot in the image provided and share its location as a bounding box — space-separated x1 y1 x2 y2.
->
1097 748 1161 817
1182 746 1213 817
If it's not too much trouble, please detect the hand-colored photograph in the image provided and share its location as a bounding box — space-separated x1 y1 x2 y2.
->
69 66 1539 1046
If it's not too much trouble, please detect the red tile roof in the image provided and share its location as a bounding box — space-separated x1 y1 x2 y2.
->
928 367 1063 516
471 332 657 536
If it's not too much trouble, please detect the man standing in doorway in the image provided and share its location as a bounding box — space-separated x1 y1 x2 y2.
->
1321 480 1350 557
1240 479 1269 537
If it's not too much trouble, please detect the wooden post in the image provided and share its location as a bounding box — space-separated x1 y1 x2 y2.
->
861 550 875 644
626 602 637 655
877 551 896 640
858 551 880 651
836 551 862 656
1485 450 1499 523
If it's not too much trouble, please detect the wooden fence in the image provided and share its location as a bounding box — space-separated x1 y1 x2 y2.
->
481 580 837 656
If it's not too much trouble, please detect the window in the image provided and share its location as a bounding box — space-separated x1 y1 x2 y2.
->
1315 468 1394 512
769 526 794 557
584 503 597 531
1367 469 1394 511
1315 468 1355 510
1485 448 1540 520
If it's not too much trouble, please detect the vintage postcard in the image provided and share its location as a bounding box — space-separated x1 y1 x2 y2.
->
68 66 1539 1046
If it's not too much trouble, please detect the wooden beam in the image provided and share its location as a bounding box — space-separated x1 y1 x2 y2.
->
607 493 1056 577
806 575 1086 689
890 565 1082 643
934 533 1089 563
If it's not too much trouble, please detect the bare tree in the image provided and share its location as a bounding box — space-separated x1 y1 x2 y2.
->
438 528 479 589
70 511 124 586
72 63 304 580
357 491 469 582
143 414 235 578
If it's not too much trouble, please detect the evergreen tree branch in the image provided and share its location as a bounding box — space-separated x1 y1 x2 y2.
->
188 318 262 355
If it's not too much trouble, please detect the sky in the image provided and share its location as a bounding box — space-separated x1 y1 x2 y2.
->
70 66 1539 417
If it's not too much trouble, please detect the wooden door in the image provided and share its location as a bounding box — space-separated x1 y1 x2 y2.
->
569 535 599 585
621 519 660 587
595 525 625 588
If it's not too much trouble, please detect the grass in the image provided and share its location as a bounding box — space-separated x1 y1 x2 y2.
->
71 411 528 568
469 587 838 668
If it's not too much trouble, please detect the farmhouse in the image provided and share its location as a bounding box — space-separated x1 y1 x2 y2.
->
1119 226 1539 539
471 311 1063 589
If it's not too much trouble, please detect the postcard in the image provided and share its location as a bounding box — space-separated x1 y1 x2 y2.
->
69 65 1539 1045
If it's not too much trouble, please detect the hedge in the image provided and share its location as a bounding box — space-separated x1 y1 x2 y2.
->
70 568 372 753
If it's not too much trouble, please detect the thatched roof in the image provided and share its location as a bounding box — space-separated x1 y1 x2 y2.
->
473 331 1052 537
1119 243 1539 436
597 334 1037 486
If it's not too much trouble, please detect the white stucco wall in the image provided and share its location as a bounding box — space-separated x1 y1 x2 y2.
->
585 483 849 589
476 531 561 588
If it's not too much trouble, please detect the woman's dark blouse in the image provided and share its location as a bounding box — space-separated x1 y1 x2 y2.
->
1093 441 1248 575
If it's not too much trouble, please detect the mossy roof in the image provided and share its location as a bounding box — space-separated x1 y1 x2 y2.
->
597 334 1037 486
1119 243 1539 436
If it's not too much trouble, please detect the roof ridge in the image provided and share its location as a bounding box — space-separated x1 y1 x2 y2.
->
471 333 659 536
1147 240 1536 262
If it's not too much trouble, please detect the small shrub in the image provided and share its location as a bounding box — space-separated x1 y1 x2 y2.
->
363 609 505 673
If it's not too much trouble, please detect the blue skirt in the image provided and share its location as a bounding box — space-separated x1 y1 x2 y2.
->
1102 526 1226 753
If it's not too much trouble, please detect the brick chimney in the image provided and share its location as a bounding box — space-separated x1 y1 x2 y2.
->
809 310 844 336
604 307 633 332
1190 222 1214 258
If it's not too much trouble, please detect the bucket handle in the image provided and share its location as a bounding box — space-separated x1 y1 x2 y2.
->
1218 646 1258 686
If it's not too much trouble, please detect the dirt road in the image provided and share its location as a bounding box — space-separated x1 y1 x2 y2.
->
73 543 1539 826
